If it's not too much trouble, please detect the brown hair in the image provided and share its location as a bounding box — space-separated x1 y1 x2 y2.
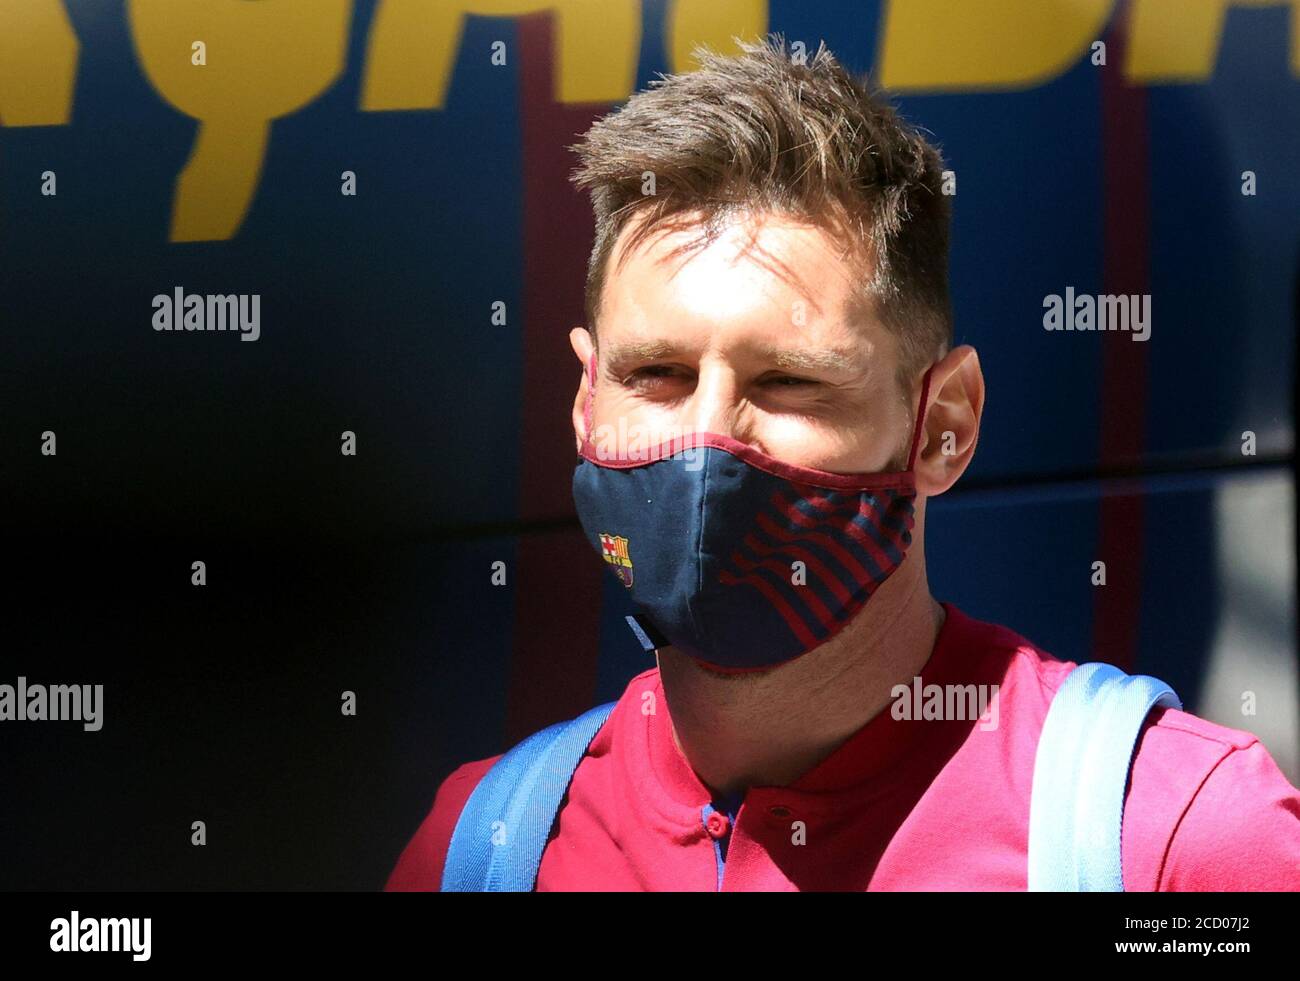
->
568 33 952 390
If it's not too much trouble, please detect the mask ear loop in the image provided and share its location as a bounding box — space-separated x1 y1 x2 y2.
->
581 351 597 452
905 364 936 472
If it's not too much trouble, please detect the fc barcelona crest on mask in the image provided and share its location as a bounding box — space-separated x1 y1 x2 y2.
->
599 533 634 587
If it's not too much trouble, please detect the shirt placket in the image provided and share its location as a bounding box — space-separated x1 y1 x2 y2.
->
700 788 747 890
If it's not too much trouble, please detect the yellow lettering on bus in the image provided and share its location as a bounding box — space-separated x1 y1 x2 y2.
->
667 0 767 73
0 0 79 126
361 0 640 109
1127 0 1299 81
129 0 352 241
879 0 1115 91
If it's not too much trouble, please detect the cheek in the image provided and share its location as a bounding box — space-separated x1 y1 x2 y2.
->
591 388 686 450
756 409 908 473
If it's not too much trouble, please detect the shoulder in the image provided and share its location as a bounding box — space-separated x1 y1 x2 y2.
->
1129 708 1300 890
947 604 1300 890
383 754 502 892
381 676 646 892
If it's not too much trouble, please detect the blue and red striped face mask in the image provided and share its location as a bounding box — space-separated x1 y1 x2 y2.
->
572 356 935 672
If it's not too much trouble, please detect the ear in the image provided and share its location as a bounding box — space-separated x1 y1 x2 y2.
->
912 344 984 497
569 327 596 451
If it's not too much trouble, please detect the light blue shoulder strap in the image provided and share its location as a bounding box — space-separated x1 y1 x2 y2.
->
440 701 617 892
1027 661 1181 891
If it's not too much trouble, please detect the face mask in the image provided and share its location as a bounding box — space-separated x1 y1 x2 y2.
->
572 355 934 672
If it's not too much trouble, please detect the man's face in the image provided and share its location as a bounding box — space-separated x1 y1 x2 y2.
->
575 210 916 475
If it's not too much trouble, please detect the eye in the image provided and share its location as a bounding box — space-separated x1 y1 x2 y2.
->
621 364 693 393
761 374 818 388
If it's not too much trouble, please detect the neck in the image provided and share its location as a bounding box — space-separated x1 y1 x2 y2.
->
655 553 945 797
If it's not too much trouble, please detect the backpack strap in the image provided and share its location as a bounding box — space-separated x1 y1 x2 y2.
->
1027 661 1181 891
440 701 617 891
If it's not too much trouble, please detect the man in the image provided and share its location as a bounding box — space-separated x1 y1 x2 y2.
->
387 36 1300 891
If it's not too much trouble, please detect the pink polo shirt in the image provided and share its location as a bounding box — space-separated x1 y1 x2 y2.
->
386 602 1300 891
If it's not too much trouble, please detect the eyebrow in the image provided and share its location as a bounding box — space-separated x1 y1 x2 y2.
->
603 340 683 365
763 346 858 375
602 339 860 375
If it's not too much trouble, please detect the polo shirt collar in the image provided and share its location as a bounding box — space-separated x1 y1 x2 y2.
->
630 601 981 830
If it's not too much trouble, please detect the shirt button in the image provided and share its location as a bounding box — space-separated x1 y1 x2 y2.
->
767 804 793 820
705 811 730 839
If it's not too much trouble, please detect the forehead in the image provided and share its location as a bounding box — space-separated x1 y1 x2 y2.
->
600 209 879 348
